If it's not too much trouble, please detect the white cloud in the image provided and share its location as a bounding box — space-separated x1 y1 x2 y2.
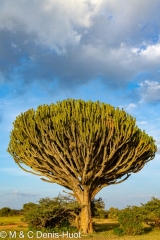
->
126 103 137 110
129 194 155 197
119 103 138 112
0 0 159 53
137 121 147 125
140 44 160 59
0 0 160 94
138 80 160 103
0 190 38 197
157 147 160 154
0 0 106 53
132 43 160 64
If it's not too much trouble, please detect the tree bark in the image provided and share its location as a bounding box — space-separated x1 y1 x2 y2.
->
75 215 80 230
79 189 93 234
69 212 80 231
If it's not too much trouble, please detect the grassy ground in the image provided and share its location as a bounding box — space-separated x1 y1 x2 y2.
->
87 219 160 240
0 216 160 240
0 216 26 226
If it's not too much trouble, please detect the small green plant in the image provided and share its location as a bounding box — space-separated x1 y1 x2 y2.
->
113 227 124 236
117 207 144 236
50 226 77 233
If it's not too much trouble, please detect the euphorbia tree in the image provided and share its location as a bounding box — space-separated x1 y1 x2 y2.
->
7 99 157 233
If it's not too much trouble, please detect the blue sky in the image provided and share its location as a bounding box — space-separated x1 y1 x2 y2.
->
0 0 160 210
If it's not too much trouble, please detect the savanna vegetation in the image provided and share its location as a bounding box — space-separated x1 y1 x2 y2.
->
0 207 22 217
1 195 160 240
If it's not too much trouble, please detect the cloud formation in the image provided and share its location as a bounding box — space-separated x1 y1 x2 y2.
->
138 80 160 103
0 0 160 100
1 190 37 198
137 121 147 125
157 147 160 154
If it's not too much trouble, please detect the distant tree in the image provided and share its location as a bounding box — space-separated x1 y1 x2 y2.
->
23 202 37 212
108 207 119 219
0 207 23 217
0 207 11 217
91 197 108 218
7 99 157 233
9 209 23 216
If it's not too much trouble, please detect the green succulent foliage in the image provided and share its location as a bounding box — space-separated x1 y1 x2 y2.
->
7 99 157 196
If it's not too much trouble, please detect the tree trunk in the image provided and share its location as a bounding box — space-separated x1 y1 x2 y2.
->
80 189 93 234
75 215 80 230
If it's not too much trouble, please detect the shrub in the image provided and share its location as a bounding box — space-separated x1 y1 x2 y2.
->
113 227 124 236
108 207 119 219
0 207 23 217
141 197 160 228
0 207 11 217
117 207 144 236
91 198 108 219
23 194 80 230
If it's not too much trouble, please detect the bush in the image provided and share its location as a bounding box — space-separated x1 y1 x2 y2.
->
117 207 144 236
0 207 23 217
23 194 80 230
108 207 119 219
24 203 74 230
141 197 160 228
113 227 124 236
91 198 108 219
0 207 11 217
